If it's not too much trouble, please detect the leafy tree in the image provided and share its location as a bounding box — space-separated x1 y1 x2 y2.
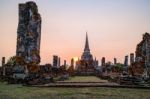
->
114 63 124 71
6 56 25 66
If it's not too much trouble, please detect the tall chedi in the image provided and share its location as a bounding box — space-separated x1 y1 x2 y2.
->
76 32 97 75
81 32 93 61
16 1 41 65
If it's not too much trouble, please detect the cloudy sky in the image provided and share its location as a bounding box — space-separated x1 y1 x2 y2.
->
0 0 150 65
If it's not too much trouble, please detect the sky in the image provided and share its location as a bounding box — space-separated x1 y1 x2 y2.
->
0 0 150 65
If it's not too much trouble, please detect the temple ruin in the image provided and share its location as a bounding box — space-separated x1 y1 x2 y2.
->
16 1 41 65
129 32 150 78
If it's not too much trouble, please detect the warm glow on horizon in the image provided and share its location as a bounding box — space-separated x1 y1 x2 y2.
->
73 57 79 62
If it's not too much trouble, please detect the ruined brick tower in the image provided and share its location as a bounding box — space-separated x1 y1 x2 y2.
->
129 32 150 77
16 1 41 64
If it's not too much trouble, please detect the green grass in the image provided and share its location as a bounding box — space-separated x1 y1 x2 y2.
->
63 76 108 82
0 82 150 99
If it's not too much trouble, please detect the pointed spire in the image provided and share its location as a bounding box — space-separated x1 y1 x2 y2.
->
84 32 90 52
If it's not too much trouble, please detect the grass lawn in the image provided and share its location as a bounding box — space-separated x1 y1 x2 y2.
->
0 82 150 99
63 76 108 82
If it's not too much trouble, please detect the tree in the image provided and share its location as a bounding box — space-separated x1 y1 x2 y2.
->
114 63 124 71
6 56 25 66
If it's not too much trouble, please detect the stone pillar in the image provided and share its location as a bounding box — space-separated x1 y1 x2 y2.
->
16 1 41 65
130 53 134 65
114 58 117 65
124 55 128 66
96 60 99 66
94 57 98 66
58 57 61 67
53 55 58 67
101 57 105 66
71 58 74 67
2 57 5 66
64 60 67 66
2 57 6 76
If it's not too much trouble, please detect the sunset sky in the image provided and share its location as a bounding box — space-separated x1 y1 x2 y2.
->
0 0 150 65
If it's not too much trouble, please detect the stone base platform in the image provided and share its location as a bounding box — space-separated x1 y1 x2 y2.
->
25 82 150 89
